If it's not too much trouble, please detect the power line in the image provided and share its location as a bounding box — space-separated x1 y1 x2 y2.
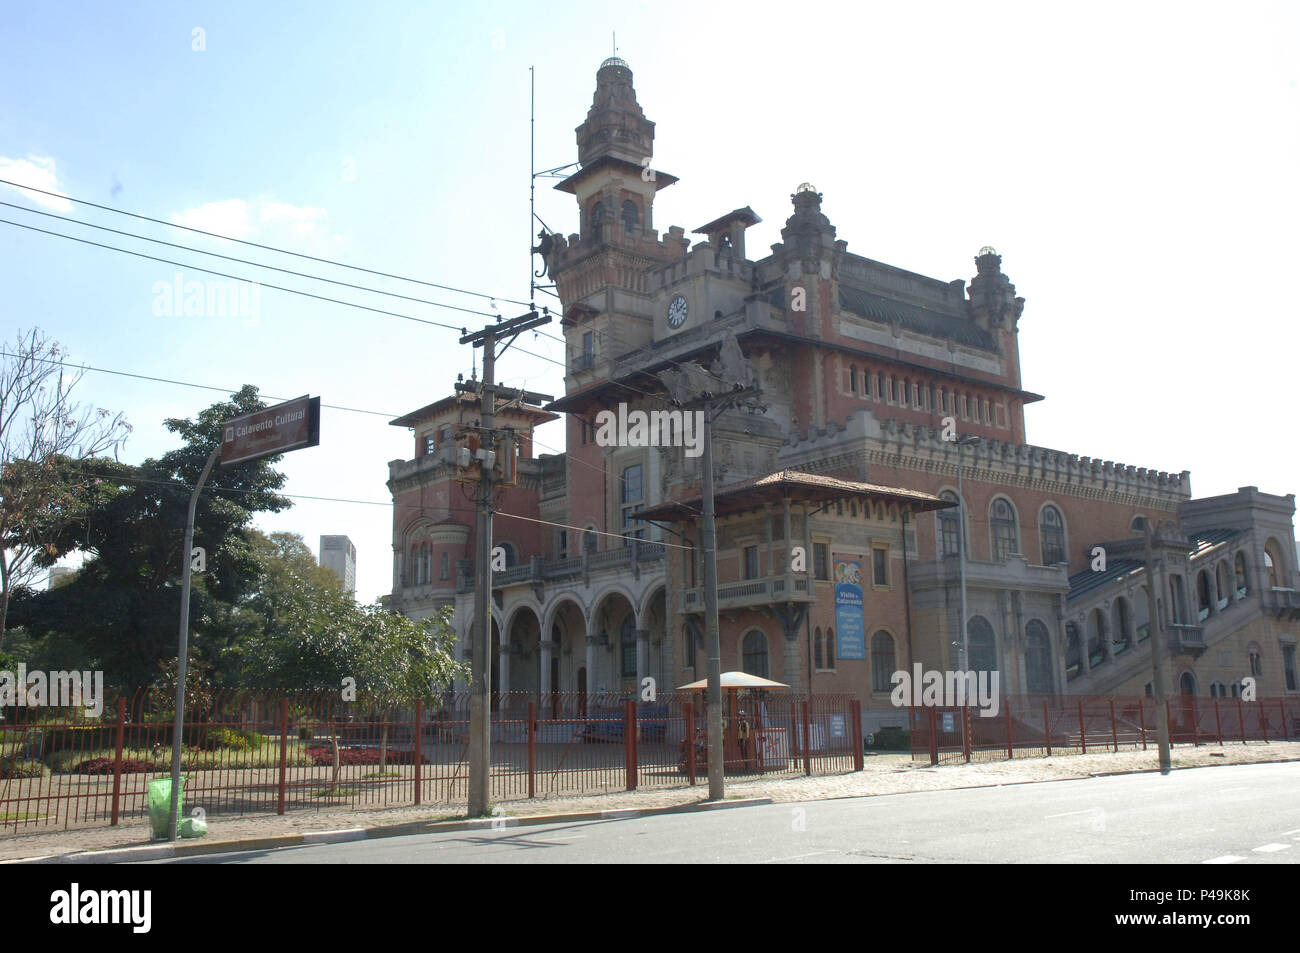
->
0 199 503 316
0 217 479 329
0 350 400 419
54 460 692 549
0 176 533 308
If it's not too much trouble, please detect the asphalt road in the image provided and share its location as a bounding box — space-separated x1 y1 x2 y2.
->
147 761 1300 864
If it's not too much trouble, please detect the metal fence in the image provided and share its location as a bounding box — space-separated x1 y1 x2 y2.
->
905 694 1300 765
0 689 860 832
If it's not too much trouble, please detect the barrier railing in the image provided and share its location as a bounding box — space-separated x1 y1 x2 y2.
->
905 693 1299 765
0 689 857 832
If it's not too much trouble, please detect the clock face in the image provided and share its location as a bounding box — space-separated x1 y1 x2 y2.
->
667 295 688 329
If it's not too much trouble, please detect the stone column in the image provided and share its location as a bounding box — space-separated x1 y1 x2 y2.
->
498 625 511 697
540 639 552 695
636 628 650 695
586 617 599 697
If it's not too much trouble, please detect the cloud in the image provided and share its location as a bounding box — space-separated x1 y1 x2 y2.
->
259 201 328 240
171 199 255 239
0 156 73 212
172 197 337 246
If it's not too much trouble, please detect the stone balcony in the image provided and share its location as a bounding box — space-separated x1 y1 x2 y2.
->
456 541 667 595
680 573 813 613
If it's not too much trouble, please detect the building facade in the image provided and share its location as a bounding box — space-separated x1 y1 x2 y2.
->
386 58 1300 733
319 535 357 596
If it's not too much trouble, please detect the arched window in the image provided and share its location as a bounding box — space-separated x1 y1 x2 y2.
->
440 551 450 581
849 364 858 394
621 200 638 236
967 616 997 673
1179 671 1197 696
825 628 835 668
584 526 598 554
1131 515 1148 534
990 498 1018 560
1234 552 1248 597
814 627 823 670
742 630 769 678
1039 505 1066 565
409 545 420 585
1264 540 1285 588
1112 598 1132 655
590 201 607 242
871 631 895 692
620 615 637 679
1196 570 1212 621
1135 586 1151 641
499 542 517 567
1210 681 1227 698
1088 608 1108 667
1248 643 1262 677
938 491 962 556
1065 622 1082 680
1215 561 1230 609
1025 621 1053 695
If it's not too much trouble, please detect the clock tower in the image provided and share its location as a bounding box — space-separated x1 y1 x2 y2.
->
548 58 685 379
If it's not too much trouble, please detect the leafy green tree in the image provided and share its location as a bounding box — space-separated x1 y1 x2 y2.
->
0 328 131 648
234 579 463 778
7 387 291 692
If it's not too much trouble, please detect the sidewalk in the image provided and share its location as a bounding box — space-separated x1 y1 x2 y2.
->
4 741 1297 863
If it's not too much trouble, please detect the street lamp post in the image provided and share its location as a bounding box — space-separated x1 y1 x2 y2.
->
955 436 980 670
1137 518 1172 773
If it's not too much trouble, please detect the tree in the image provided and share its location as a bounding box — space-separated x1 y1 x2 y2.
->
0 329 131 648
6 386 292 690
233 568 463 780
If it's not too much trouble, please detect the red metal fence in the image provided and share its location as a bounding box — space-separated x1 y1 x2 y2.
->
905 694 1300 765
0 689 858 832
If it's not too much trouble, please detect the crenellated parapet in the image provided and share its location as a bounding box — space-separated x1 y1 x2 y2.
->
781 409 1191 507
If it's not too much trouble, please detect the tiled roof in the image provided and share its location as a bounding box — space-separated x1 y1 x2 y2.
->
1188 528 1242 557
636 469 952 522
839 285 996 351
1066 558 1146 603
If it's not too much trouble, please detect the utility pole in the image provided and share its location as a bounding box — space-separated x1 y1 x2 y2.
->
955 435 978 671
1139 518 1172 773
658 334 763 801
459 310 552 817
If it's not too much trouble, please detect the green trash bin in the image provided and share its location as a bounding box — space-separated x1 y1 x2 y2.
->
147 777 183 841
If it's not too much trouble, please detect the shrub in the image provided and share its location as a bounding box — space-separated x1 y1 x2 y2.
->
204 727 268 751
305 746 415 767
73 757 158 775
870 726 910 750
0 757 49 779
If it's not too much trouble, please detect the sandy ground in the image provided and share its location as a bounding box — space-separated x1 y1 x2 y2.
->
2 740 1296 862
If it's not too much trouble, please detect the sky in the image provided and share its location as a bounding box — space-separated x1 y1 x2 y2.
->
2 1 1297 603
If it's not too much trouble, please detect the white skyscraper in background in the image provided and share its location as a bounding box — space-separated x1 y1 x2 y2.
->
319 535 357 596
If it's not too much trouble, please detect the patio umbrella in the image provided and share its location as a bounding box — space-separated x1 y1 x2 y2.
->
676 671 790 691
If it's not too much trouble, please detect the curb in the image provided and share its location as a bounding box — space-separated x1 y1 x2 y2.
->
9 797 774 865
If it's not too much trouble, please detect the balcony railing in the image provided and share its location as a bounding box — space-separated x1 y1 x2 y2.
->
455 541 668 593
681 574 813 611
1168 623 1207 653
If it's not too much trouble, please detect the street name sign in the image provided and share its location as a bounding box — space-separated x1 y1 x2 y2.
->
220 394 320 466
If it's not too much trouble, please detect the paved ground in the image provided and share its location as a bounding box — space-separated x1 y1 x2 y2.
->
149 761 1300 864
3 740 1297 862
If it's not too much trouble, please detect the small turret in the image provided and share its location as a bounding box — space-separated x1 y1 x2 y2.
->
967 246 1025 332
